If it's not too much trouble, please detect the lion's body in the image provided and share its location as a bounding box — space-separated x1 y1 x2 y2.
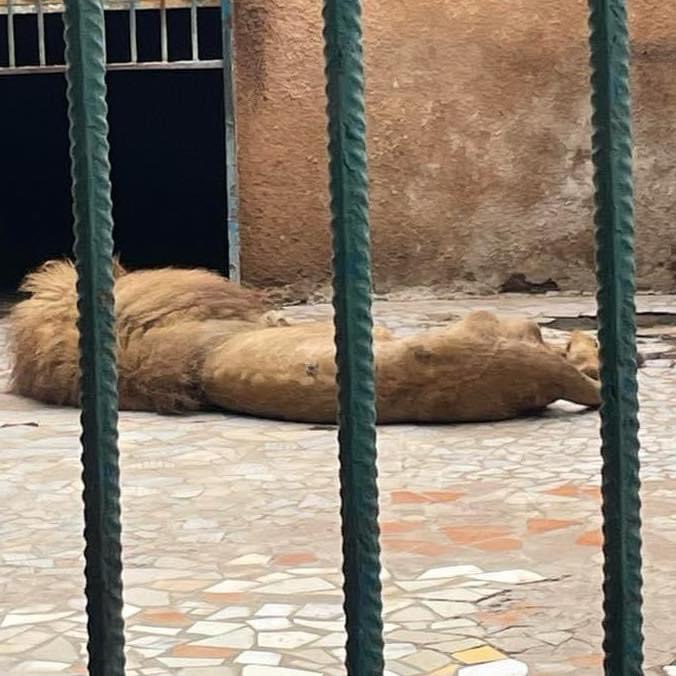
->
7 259 601 423
203 313 601 423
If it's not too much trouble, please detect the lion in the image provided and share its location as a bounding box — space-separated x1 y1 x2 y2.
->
6 259 602 423
202 311 601 423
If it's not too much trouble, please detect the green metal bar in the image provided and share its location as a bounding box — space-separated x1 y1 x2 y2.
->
221 0 241 282
587 1 643 674
62 0 126 672
322 1 384 674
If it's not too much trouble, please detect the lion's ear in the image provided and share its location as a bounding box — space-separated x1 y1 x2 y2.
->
112 256 127 279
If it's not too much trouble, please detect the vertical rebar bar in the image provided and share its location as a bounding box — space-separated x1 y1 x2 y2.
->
62 0 126 671
190 0 198 61
322 0 384 673
37 0 46 66
587 0 644 674
129 0 137 63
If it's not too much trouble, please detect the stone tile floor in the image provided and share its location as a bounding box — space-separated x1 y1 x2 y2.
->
0 294 675 675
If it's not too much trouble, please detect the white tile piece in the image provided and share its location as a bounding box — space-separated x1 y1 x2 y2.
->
186 621 243 636
458 658 529 675
190 627 255 649
235 650 283 666
255 577 334 594
127 624 182 636
418 565 483 580
257 630 319 649
11 661 70 672
205 579 258 593
293 618 345 632
242 667 321 676
295 603 343 619
255 604 297 617
257 573 294 583
158 658 224 668
123 588 170 607
207 606 252 621
311 632 346 648
247 617 293 631
1 612 74 628
229 554 272 566
383 642 417 659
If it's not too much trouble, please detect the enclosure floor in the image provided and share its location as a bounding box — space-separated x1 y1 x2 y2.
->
1 295 675 675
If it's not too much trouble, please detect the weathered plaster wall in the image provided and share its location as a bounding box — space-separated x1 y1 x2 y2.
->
234 0 676 294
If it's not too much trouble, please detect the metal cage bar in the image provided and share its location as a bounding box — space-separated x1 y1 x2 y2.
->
129 0 137 62
159 0 167 62
61 0 126 671
322 0 384 673
221 0 240 281
37 0 46 65
587 0 644 674
190 0 198 60
7 0 15 67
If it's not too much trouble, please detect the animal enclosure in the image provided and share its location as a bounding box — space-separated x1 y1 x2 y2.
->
3 0 644 675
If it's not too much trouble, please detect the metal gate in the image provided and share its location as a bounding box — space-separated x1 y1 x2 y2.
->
0 0 241 281
8 0 645 673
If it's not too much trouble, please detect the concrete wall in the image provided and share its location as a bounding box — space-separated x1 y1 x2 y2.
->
234 0 676 295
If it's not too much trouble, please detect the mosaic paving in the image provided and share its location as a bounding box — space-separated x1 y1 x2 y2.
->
0 294 675 675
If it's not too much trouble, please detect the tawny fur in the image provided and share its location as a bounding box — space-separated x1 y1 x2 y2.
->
564 330 600 380
8 259 274 412
8 260 602 422
203 310 602 423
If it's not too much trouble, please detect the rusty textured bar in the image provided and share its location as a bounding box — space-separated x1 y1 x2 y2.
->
37 0 46 65
190 0 198 60
587 0 644 673
160 0 167 62
62 0 126 669
221 0 240 281
129 0 137 62
322 0 384 673
7 0 15 67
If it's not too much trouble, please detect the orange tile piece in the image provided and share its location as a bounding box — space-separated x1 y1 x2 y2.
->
477 609 527 626
203 592 246 603
527 518 578 534
171 645 236 658
383 538 420 553
576 530 603 546
580 486 602 499
413 540 453 556
383 538 451 556
139 610 191 627
569 654 604 667
391 490 430 504
423 490 465 503
475 537 522 551
545 484 580 497
274 552 318 565
443 525 508 544
381 520 420 535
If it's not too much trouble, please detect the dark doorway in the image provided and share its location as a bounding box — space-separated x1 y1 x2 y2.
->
0 10 227 291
